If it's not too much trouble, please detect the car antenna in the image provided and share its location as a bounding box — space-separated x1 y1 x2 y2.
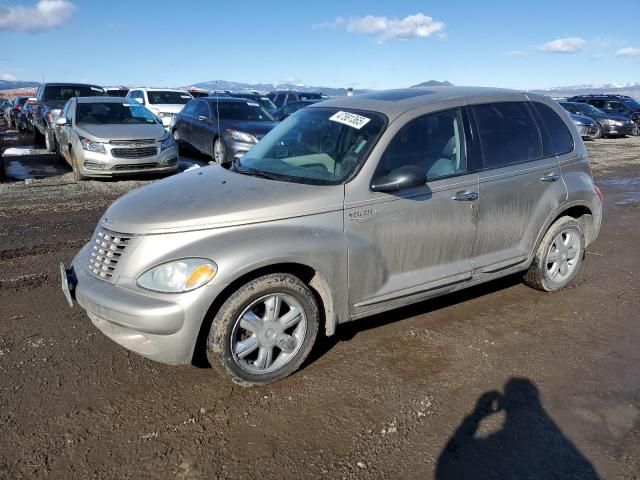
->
215 81 222 164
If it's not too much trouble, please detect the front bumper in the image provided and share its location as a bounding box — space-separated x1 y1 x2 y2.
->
78 145 179 177
576 124 599 137
224 136 258 162
67 244 224 365
602 123 634 136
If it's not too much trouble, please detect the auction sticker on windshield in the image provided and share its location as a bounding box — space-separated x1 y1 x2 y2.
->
329 111 371 130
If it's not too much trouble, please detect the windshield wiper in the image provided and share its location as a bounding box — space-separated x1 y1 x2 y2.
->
234 165 282 181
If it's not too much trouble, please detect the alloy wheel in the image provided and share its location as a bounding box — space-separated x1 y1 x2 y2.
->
545 229 581 284
230 293 307 374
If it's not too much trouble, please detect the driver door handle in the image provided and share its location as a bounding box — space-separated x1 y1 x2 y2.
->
541 172 560 182
451 191 479 201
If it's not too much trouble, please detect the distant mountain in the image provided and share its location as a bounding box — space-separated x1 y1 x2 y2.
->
0 80 40 91
410 80 454 88
531 82 640 98
191 80 370 97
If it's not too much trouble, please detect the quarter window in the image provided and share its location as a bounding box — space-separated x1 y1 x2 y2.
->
530 102 574 156
473 102 542 169
374 109 467 182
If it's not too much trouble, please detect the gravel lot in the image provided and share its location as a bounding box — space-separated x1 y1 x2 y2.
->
1 128 639 479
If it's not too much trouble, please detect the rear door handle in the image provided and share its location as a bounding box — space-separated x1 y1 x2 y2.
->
451 191 479 201
541 173 560 182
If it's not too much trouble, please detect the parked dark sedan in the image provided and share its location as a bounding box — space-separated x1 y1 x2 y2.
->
171 97 277 164
227 92 277 114
272 99 323 121
560 102 635 138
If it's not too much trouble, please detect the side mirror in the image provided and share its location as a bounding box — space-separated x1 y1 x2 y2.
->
197 115 209 122
55 117 68 126
28 97 39 105
371 165 427 192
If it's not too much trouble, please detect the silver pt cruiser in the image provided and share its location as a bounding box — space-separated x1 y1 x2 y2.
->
61 87 603 385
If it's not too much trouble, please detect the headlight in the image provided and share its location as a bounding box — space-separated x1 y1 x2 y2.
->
574 120 585 126
160 134 175 151
79 136 106 154
137 258 217 293
227 129 258 143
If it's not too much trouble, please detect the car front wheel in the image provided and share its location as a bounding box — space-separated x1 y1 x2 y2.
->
213 137 227 164
206 273 320 386
524 216 585 292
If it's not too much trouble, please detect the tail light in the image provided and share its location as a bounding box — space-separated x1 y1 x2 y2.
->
594 185 604 203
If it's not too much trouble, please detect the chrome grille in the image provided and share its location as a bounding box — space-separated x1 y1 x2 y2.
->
88 228 138 283
111 146 158 159
109 139 155 145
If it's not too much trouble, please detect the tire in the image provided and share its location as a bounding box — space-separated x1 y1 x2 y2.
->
632 123 640 137
590 124 602 140
212 137 227 164
70 149 85 181
206 273 320 386
524 216 585 292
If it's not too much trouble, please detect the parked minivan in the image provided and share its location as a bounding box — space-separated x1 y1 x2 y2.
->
61 87 603 386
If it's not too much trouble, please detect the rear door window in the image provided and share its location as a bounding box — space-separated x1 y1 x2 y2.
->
530 102 574 156
472 102 543 169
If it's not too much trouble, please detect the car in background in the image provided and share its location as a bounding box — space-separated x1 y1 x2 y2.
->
186 87 209 98
272 99 323 121
104 86 130 97
171 97 277 164
17 99 37 135
567 113 600 139
568 94 640 136
53 97 178 180
32 83 106 152
560 101 635 138
227 92 277 114
268 90 327 109
5 96 29 129
126 88 193 129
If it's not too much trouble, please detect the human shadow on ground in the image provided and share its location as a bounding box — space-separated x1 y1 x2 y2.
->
435 377 600 480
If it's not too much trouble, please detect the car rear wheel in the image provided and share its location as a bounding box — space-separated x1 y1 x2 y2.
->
524 216 585 292
206 273 320 386
213 137 227 164
70 149 85 181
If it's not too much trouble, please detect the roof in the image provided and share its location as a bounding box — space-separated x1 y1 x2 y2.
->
129 88 190 92
76 96 135 103
43 82 103 88
310 86 523 121
202 97 259 104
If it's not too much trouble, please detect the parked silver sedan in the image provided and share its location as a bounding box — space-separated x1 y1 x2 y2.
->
54 97 178 180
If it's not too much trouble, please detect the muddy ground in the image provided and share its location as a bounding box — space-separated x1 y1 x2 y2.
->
0 127 639 479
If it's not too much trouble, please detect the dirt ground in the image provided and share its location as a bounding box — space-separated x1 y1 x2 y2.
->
1 127 639 479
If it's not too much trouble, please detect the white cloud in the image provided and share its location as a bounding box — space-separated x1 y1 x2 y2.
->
504 50 527 57
1 73 16 81
0 0 76 32
616 47 640 57
317 13 445 43
538 37 586 54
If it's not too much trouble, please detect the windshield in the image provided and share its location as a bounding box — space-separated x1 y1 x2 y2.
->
44 85 104 101
238 107 387 185
76 101 160 125
258 97 277 113
147 91 192 105
214 101 274 121
577 103 605 116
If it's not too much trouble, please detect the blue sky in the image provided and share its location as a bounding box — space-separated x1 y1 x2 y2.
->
0 0 639 89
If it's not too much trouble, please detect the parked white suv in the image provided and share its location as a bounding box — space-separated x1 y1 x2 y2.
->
126 88 193 128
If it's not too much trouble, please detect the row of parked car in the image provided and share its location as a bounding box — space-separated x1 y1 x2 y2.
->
559 94 640 139
2 83 639 181
1 82 328 180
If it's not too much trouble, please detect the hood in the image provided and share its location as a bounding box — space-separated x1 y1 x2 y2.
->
602 114 631 123
571 114 595 125
224 120 278 138
76 124 167 142
101 166 344 234
148 104 185 114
